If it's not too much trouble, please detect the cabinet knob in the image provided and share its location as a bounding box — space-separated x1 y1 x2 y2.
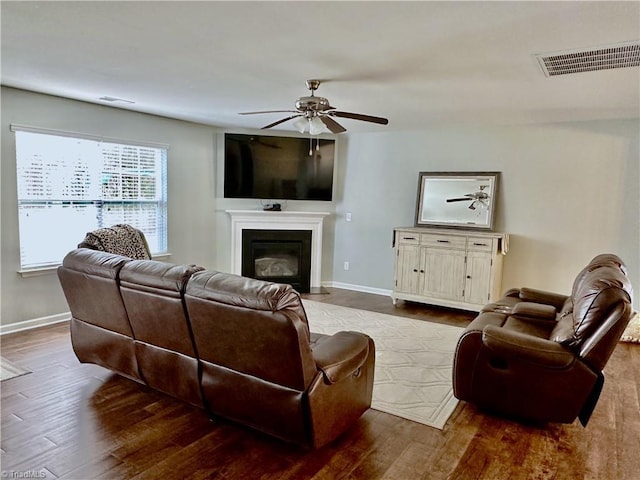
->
420 270 425 273
413 269 418 272
467 275 471 279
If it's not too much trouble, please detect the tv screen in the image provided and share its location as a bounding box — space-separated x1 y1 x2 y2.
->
224 133 335 201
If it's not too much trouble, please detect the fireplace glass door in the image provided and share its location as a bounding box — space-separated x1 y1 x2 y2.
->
242 230 312 293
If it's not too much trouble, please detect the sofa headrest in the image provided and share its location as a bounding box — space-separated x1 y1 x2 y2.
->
61 248 131 279
552 262 632 349
588 253 627 275
572 253 628 295
120 260 204 293
186 270 302 312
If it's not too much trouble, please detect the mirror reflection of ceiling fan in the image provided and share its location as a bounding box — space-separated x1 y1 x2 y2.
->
239 79 389 134
446 185 491 210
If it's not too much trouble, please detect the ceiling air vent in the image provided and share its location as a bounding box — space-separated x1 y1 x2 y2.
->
535 41 640 76
98 96 135 104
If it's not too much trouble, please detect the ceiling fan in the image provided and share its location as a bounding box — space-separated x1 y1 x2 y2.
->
446 185 491 210
239 79 389 134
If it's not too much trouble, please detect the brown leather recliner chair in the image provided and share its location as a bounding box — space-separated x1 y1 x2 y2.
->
453 254 634 426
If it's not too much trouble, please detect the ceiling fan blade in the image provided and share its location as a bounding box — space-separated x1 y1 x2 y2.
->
446 198 471 203
239 110 297 115
331 111 389 125
319 116 347 134
261 115 302 130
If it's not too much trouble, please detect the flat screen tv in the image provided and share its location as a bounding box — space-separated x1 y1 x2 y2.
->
224 133 335 201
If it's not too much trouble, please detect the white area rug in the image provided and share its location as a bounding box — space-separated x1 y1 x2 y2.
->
303 300 464 430
621 311 640 344
1 357 31 381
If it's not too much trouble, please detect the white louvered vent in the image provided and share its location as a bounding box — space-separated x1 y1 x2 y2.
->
535 41 640 76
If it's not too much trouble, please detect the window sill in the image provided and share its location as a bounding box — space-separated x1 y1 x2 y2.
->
18 265 60 277
18 252 172 278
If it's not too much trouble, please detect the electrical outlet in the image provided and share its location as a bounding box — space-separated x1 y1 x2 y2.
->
343 261 350 271
345 212 352 222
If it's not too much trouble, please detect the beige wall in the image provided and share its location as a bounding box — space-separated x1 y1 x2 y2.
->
1 87 218 327
2 87 638 330
332 124 639 308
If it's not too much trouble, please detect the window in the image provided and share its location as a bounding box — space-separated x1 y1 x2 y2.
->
13 127 168 270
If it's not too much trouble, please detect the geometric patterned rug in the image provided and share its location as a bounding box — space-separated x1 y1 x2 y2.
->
1 357 31 381
303 300 464 430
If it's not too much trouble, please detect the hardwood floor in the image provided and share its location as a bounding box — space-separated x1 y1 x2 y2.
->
1 288 639 479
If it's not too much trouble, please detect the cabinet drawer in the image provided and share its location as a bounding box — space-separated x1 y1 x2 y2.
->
467 237 494 252
397 232 420 245
420 233 466 249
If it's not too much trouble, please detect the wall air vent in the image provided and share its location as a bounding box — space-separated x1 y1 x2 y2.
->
535 41 640 76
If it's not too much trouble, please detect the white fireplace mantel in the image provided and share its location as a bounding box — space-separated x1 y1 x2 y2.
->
226 210 331 288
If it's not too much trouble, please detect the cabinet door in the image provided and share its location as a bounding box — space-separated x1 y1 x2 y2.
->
421 247 466 300
465 251 493 305
395 244 421 294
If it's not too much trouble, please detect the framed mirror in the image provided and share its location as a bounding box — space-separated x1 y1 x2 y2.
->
415 172 499 230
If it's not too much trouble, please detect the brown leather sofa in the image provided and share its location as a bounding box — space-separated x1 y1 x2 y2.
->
58 248 375 448
453 254 634 426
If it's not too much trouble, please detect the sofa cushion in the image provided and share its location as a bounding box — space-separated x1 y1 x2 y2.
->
58 249 133 337
503 316 555 340
120 260 203 356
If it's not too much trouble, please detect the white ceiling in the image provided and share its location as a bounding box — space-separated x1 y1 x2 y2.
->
2 1 639 133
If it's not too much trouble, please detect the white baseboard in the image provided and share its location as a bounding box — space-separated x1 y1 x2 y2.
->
322 281 392 297
1 312 70 336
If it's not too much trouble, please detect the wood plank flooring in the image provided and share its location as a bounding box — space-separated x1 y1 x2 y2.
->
1 288 639 479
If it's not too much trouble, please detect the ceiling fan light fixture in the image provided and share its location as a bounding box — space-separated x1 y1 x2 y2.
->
309 116 326 135
292 116 308 133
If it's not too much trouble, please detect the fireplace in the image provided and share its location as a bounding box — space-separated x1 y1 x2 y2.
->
227 210 330 290
242 229 312 293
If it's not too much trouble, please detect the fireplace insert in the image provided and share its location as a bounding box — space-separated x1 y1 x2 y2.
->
242 229 312 293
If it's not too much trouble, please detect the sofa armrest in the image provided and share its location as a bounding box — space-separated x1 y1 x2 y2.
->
312 331 371 384
511 302 557 320
482 325 575 369
519 287 569 310
503 288 521 298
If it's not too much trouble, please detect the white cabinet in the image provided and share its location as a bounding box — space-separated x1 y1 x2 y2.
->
392 228 508 312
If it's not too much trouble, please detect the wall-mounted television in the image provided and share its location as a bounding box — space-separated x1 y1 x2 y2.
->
224 133 335 201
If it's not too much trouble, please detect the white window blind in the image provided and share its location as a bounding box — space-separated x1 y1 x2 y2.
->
14 128 168 269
